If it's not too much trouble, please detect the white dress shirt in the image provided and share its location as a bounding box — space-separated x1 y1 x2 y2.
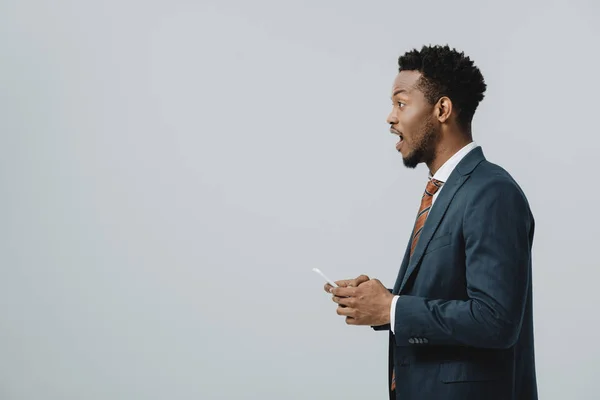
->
390 141 479 334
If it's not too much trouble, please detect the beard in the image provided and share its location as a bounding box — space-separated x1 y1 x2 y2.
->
402 117 439 169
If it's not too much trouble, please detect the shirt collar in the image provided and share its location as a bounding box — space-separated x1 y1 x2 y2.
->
429 141 479 182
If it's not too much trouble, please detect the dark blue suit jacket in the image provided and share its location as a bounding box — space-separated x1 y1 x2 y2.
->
374 147 538 400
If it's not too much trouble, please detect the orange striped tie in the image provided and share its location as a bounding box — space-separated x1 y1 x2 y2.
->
391 178 444 392
410 178 444 256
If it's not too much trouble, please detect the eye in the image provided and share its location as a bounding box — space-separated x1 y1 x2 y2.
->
397 101 406 108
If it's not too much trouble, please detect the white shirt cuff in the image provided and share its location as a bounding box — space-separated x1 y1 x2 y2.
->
390 295 399 334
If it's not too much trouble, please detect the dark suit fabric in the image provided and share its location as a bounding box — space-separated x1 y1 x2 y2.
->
376 147 537 400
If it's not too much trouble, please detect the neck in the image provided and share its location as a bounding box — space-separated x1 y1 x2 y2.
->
427 134 472 176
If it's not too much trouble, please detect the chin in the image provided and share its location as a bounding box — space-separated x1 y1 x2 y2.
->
403 160 419 169
402 153 420 169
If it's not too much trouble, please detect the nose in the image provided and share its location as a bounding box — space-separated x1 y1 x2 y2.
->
386 109 398 125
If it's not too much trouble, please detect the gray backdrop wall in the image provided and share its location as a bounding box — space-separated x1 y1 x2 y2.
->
1 0 599 399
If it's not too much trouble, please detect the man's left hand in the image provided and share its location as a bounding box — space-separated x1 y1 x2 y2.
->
331 279 393 326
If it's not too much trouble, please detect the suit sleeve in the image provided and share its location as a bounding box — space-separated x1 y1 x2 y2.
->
391 178 533 348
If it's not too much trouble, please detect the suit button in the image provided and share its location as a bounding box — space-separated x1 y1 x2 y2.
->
418 338 423 344
408 338 415 344
423 338 429 344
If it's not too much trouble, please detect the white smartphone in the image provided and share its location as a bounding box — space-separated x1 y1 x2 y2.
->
312 268 338 288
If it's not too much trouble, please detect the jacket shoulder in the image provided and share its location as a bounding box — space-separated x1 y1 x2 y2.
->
466 160 533 216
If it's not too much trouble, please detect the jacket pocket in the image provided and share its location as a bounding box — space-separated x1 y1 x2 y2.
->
424 232 451 255
439 361 498 383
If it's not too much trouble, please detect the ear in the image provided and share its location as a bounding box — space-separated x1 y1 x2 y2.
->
435 96 453 123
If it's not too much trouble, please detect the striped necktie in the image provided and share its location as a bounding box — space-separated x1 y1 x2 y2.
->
391 177 444 393
410 178 444 257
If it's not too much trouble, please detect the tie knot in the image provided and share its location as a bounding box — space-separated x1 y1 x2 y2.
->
425 178 443 196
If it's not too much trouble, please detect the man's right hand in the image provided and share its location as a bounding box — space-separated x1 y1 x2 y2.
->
324 274 370 294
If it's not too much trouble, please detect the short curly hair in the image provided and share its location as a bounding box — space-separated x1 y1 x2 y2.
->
398 45 487 129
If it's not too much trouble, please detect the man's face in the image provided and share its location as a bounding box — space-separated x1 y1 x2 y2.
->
387 71 439 168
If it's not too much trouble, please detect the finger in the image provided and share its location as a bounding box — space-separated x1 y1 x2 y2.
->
351 274 370 286
334 279 351 287
336 306 354 317
324 283 334 293
332 296 353 307
360 278 387 293
331 286 356 297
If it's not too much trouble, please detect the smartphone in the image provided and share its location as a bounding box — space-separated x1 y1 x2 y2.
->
312 268 338 288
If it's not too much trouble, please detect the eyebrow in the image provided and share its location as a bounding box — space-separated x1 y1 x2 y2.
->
391 89 408 99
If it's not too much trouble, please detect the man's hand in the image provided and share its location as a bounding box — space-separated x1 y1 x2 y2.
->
323 274 370 294
331 279 393 326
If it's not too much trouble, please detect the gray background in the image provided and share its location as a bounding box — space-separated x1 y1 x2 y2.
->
1 0 599 399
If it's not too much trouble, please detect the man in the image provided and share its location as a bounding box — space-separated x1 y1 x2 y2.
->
324 45 537 400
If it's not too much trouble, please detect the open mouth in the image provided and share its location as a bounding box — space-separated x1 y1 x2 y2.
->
390 128 403 150
395 134 404 151
390 128 404 151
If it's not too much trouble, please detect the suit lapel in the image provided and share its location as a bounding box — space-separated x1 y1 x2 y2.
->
392 234 413 294
398 174 469 292
395 147 486 294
